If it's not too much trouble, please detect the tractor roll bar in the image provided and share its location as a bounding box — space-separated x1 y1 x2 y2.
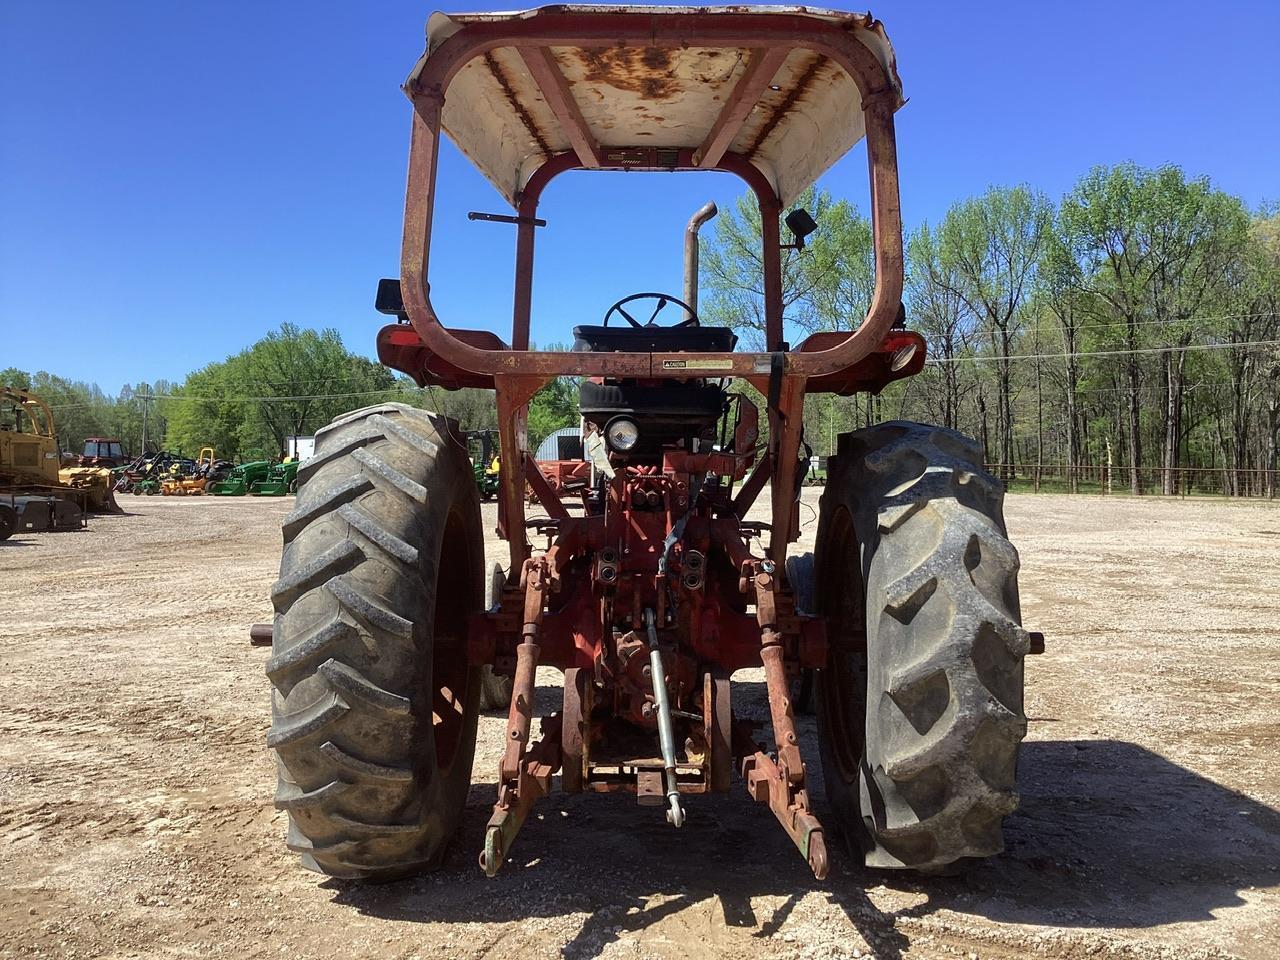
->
398 10 905 379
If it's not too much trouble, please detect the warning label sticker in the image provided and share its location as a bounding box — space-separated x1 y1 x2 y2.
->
661 358 734 370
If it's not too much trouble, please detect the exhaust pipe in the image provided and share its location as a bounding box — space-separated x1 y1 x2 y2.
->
683 201 718 313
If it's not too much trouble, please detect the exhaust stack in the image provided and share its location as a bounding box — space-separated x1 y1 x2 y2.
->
682 201 718 313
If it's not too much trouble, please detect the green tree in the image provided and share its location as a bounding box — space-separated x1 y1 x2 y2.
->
1060 164 1249 493
240 324 397 456
527 378 579 451
701 187 858 346
0 368 32 389
163 324 400 460
701 189 879 447
936 185 1053 476
165 359 255 458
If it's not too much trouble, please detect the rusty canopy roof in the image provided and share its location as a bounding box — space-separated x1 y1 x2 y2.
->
407 5 903 207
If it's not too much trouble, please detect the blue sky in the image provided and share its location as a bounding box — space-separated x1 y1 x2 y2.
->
2 1 1278 392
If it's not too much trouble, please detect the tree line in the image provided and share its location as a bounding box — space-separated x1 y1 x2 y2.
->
0 324 564 461
7 162 1276 495
3 325 401 461
703 162 1280 497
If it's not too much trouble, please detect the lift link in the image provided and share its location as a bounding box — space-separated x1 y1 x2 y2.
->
743 558 829 880
481 556 559 877
643 608 685 828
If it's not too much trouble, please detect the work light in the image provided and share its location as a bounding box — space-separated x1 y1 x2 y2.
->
606 418 640 452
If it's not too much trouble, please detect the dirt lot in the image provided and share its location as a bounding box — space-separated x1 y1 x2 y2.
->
2 490 1278 960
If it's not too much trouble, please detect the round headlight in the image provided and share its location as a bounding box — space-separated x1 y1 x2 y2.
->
606 418 640 452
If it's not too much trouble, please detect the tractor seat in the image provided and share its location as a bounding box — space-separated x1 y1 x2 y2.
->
572 325 737 354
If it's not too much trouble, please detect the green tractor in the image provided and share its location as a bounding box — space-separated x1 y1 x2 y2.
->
249 459 299 496
465 429 500 501
209 460 272 496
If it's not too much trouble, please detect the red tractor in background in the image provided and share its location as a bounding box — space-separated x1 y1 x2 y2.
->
76 437 129 468
267 5 1031 881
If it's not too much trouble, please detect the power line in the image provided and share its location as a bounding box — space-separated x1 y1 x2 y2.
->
29 332 1280 411
907 374 1239 398
136 388 420 404
40 387 420 411
926 338 1280 365
1031 311 1273 332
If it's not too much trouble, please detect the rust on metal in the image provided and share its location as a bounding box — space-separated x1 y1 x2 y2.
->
707 670 733 792
482 51 551 156
523 456 572 521
574 45 677 99
561 667 589 792
397 7 907 383
740 750 829 879
517 45 601 167
694 45 789 167
745 53 827 158
636 769 664 805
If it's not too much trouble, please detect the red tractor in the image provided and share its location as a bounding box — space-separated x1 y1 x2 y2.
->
267 5 1031 880
77 437 129 468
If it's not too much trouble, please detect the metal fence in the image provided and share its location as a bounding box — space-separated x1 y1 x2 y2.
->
988 463 1277 498
803 457 1277 498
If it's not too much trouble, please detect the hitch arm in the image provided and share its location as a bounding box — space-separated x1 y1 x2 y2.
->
482 555 557 876
747 555 829 879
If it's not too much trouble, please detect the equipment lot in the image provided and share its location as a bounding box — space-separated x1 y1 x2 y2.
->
2 492 1277 960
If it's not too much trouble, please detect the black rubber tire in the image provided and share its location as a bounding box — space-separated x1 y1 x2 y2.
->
478 563 515 711
814 421 1028 872
0 504 15 541
784 553 816 714
267 402 484 880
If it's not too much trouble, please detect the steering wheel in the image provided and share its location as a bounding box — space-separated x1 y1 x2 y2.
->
603 292 700 329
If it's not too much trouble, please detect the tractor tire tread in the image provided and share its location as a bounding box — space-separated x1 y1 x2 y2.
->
268 402 481 879
281 475 374 543
818 420 1027 872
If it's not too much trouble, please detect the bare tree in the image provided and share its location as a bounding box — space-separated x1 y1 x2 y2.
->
937 186 1052 479
906 223 977 431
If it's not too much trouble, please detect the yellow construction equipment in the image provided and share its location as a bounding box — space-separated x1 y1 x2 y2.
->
0 386 61 487
1 385 121 537
160 447 220 495
58 466 120 511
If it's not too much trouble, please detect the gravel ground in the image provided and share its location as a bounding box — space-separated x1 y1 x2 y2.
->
1 490 1277 959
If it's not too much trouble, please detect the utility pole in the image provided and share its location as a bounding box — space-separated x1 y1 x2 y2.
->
140 394 151 453
1034 318 1043 493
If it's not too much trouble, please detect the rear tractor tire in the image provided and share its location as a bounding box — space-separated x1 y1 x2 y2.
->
814 421 1029 872
267 402 485 879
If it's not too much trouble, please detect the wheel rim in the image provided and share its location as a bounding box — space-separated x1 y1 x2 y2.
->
817 505 867 785
427 504 476 773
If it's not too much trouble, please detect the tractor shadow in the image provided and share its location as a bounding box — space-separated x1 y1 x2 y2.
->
96 507 139 519
330 693 1280 958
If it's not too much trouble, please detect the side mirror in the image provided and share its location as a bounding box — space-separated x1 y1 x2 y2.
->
375 278 405 316
784 208 818 249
